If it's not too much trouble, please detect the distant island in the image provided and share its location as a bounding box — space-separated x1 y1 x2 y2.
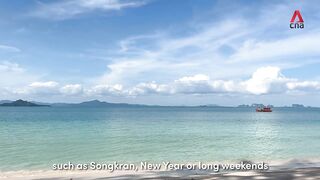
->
0 100 145 108
237 104 274 108
0 99 316 108
0 100 50 107
237 103 311 108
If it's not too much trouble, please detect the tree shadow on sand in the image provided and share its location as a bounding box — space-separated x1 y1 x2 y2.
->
34 167 320 180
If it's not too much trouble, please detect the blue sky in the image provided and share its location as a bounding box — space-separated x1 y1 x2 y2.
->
1 0 320 106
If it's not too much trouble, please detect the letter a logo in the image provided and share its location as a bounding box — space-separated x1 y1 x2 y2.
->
290 10 304 23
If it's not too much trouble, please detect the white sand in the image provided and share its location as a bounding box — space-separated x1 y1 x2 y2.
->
2 168 320 180
1 159 320 180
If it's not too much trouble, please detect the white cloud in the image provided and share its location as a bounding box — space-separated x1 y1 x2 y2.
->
176 74 210 82
0 61 38 88
29 81 59 88
60 84 83 95
99 59 196 85
87 84 124 96
128 82 170 96
230 33 320 63
242 66 289 95
80 0 145 10
12 82 84 97
90 2 320 89
15 81 60 95
0 45 21 52
287 81 320 91
4 66 320 100
3 1 320 104
32 0 147 19
173 74 221 94
126 66 320 96
0 61 24 73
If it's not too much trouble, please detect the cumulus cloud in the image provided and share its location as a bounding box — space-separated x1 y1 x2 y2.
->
31 0 148 19
128 82 170 96
15 81 60 95
173 74 221 94
287 81 320 91
87 84 124 96
4 66 320 99
117 66 318 96
29 81 59 88
242 66 289 95
126 66 320 96
60 84 83 95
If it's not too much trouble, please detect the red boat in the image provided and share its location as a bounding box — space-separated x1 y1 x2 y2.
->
256 107 272 112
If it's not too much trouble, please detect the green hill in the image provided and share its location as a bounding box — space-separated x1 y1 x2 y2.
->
0 100 50 107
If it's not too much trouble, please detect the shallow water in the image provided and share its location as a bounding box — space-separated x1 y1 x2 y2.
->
0 107 319 171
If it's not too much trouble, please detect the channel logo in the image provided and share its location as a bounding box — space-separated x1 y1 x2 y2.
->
290 10 304 29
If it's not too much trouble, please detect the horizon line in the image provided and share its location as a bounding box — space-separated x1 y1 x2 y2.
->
0 99 318 108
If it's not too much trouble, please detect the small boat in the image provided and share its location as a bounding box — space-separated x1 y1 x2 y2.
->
256 107 272 112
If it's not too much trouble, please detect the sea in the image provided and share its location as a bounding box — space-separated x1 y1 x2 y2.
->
0 106 320 171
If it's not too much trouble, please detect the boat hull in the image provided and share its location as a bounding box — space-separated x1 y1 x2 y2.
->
256 108 272 112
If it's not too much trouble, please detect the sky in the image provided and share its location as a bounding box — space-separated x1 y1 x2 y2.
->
1 0 320 106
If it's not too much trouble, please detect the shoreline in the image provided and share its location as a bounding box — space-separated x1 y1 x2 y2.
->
1 159 320 179
1 167 320 180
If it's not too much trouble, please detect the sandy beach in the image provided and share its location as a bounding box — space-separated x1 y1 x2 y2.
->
2 159 320 180
1 167 320 180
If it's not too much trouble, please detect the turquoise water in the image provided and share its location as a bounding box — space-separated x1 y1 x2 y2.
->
0 107 320 171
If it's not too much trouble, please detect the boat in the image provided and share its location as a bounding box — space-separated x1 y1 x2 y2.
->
256 106 272 112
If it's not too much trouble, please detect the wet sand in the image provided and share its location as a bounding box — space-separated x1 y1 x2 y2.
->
1 167 320 180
